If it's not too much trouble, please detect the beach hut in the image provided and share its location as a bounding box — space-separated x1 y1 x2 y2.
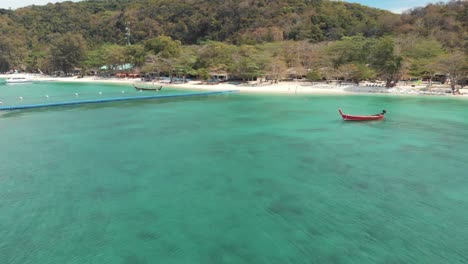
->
209 70 229 82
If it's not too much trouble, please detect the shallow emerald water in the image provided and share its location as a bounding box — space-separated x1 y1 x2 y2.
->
1 81 467 263
0 81 183 106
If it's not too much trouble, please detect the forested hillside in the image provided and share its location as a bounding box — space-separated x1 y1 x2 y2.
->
0 0 466 87
4 0 398 46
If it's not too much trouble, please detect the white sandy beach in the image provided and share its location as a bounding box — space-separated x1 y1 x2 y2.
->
1 73 466 97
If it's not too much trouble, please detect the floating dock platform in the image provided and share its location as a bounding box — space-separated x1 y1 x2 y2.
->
0 90 239 111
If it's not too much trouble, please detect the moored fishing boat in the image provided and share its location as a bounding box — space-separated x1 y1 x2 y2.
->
133 83 162 91
338 109 386 121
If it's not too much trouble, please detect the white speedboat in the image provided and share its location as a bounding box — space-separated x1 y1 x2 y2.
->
5 76 34 83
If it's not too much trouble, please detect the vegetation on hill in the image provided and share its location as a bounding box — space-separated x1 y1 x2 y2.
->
0 0 466 87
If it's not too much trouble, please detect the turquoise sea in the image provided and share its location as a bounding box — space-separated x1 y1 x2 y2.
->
1 81 467 264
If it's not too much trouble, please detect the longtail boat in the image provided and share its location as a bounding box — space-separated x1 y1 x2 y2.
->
133 84 162 91
338 109 386 121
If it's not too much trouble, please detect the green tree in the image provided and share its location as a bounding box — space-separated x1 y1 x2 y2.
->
369 36 403 87
196 68 210 80
48 33 87 74
436 51 467 90
102 45 126 69
144 35 181 59
83 48 107 70
402 38 445 85
230 45 262 81
84 44 142 74
326 35 372 67
265 56 288 83
338 63 375 84
306 70 322 82
195 41 236 70
0 37 29 72
172 46 198 82
124 44 146 67
25 51 48 73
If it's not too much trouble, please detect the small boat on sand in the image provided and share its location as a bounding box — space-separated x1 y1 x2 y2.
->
133 84 162 91
338 109 386 121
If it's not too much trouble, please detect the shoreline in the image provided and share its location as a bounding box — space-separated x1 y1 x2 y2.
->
1 74 466 98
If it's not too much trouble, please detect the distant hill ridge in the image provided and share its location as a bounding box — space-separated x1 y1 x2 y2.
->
1 0 465 48
0 0 465 76
3 0 398 45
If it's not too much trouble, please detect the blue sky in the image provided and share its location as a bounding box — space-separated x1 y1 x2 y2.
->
344 0 448 13
0 0 448 13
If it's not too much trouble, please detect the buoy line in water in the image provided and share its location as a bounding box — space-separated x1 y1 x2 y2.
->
0 89 164 101
0 90 239 111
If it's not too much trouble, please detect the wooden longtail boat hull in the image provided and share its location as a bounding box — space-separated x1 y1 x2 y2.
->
338 109 384 121
133 84 162 91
